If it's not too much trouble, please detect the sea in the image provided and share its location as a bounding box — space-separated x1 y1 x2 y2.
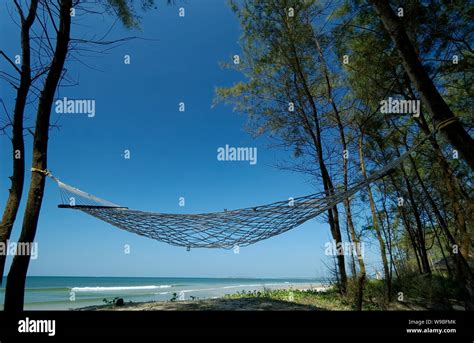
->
0 276 324 310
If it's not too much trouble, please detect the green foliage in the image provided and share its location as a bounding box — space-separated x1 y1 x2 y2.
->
104 0 158 28
392 273 469 309
363 279 389 309
169 292 178 302
102 297 122 305
217 0 473 309
216 0 349 171
225 287 354 310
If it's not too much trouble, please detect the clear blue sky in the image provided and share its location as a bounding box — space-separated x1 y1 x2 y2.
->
0 1 380 278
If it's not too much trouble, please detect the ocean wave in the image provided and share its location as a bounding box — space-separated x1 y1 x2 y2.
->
154 282 310 295
11 287 71 293
71 285 172 292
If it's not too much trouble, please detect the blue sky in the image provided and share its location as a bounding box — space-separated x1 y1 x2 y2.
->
0 1 381 278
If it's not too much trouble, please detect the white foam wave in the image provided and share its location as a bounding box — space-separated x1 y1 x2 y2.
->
71 285 172 292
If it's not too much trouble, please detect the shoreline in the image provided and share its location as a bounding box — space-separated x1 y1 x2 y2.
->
4 280 328 311
75 284 333 311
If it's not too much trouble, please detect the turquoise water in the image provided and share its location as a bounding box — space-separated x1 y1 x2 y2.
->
0 276 323 310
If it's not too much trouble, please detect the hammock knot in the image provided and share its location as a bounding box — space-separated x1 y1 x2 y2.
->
31 167 52 177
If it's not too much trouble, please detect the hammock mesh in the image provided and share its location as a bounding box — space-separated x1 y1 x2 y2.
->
54 143 411 249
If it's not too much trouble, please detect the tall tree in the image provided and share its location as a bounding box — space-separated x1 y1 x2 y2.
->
4 0 73 311
3 0 158 311
217 0 349 293
357 128 391 300
311 29 366 308
0 0 39 284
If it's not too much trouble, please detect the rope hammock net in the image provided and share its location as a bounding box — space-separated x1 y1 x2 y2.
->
44 139 424 250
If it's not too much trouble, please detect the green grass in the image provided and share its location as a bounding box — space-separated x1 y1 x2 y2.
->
224 275 466 311
392 273 469 309
224 288 355 310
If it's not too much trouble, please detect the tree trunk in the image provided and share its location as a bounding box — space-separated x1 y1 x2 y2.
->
405 140 474 303
313 32 365 307
412 106 473 258
401 210 423 274
374 139 423 275
380 192 400 279
398 159 431 275
284 25 347 294
295 92 348 294
4 0 72 312
345 222 357 278
378 189 395 299
429 217 452 277
0 0 38 285
358 134 391 301
369 0 474 170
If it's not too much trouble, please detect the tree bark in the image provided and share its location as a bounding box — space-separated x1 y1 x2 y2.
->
296 93 348 294
378 189 396 298
4 0 72 312
0 0 38 285
369 0 474 170
397 155 431 275
358 133 391 301
398 203 423 274
428 216 452 277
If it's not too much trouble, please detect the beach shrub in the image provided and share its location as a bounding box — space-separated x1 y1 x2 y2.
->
223 287 352 310
363 279 388 310
392 272 467 309
102 297 124 306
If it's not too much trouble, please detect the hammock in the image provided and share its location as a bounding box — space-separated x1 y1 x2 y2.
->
43 129 438 249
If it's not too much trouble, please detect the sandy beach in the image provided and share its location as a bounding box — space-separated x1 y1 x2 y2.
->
73 283 433 311
77 297 323 311
76 284 333 311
